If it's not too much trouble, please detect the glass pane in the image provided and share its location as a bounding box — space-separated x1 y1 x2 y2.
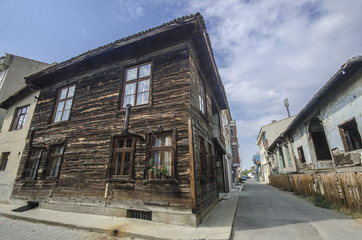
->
137 80 149 93
60 88 68 100
164 136 172 146
62 110 70 121
64 99 73 110
54 112 62 122
125 83 136 95
21 107 27 114
124 152 130 175
57 101 65 112
164 150 172 176
154 137 161 147
32 149 42 158
123 95 135 108
58 145 65 154
17 115 24 129
53 157 62 177
68 86 75 97
117 139 124 148
115 153 122 175
126 138 133 148
139 64 151 78
20 114 27 129
154 151 161 167
136 92 149 105
126 67 138 81
16 109 21 116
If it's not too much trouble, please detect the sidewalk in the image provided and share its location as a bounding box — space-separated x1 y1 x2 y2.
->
0 186 241 240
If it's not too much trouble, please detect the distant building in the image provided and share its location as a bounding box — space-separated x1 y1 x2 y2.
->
252 153 261 180
229 120 241 184
0 54 49 128
256 117 295 182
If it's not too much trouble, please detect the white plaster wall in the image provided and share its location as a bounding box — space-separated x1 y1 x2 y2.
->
292 126 313 165
0 90 39 203
320 72 362 152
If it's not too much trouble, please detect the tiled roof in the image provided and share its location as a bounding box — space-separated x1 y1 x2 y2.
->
26 12 207 80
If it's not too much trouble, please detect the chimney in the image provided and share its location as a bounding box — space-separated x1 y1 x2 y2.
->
271 120 277 124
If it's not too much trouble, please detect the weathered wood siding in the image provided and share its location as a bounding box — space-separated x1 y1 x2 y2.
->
188 43 219 215
12 45 195 212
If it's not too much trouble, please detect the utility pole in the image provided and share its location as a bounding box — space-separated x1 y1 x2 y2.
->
284 98 290 118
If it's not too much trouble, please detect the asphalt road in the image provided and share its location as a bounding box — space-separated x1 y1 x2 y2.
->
232 180 362 240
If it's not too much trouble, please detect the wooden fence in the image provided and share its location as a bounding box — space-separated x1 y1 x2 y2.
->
269 171 362 213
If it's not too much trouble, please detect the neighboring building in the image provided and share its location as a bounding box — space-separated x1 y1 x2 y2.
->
256 117 295 182
0 54 49 128
270 55 362 174
0 85 42 203
229 120 241 185
252 153 261 180
11 13 231 227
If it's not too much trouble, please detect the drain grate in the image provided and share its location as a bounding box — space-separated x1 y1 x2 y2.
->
127 209 152 221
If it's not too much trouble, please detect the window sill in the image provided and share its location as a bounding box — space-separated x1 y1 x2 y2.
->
106 176 134 183
144 178 179 185
46 120 70 128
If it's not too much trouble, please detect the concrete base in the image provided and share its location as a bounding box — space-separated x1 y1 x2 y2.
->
40 202 199 227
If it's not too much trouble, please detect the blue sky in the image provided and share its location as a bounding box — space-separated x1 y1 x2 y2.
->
1 0 362 170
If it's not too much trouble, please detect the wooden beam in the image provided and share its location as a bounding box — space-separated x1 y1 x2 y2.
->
188 118 196 211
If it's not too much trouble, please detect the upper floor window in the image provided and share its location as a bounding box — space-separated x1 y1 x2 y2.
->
231 145 237 158
10 105 29 131
150 132 174 177
44 144 65 178
199 79 206 114
230 127 234 137
53 85 75 123
0 152 10 171
109 137 135 178
122 63 151 108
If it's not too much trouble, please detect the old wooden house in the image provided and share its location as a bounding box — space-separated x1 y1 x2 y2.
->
11 13 230 226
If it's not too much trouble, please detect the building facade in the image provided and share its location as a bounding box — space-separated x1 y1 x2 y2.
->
229 120 241 184
10 14 231 227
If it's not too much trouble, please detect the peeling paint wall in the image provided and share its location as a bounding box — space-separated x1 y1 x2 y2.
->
320 68 362 167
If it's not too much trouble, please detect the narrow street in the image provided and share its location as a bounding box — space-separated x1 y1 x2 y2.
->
232 180 362 240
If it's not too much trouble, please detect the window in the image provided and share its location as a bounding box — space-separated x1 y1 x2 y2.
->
199 137 207 177
198 79 206 114
284 144 292 166
230 127 234 137
53 85 75 123
109 137 135 178
339 119 362 152
278 147 285 168
309 118 332 160
150 133 174 177
231 145 237 158
0 68 8 90
122 63 151 108
0 152 10 171
10 105 29 131
22 148 43 180
44 144 65 178
297 146 306 163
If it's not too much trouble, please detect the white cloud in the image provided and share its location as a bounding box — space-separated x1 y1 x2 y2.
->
178 0 362 166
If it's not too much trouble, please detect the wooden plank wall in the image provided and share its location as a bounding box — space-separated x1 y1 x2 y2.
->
12 45 196 212
188 43 218 215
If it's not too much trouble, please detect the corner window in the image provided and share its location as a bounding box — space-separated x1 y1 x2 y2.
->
230 127 234 137
150 132 174 177
122 63 151 108
339 118 362 152
0 152 10 171
199 79 206 114
53 85 75 123
10 105 29 131
44 144 65 178
22 148 43 180
109 137 135 178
